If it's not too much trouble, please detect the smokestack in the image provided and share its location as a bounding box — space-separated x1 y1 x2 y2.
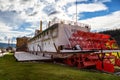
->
40 20 42 32
48 21 51 27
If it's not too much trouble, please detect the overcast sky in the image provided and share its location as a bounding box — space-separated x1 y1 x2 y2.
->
0 0 120 43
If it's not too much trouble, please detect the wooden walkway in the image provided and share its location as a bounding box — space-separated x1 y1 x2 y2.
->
14 52 51 61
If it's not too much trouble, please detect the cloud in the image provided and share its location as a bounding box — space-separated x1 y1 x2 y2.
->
67 3 108 14
43 4 57 16
80 10 120 32
56 0 88 7
93 0 111 3
0 11 24 27
0 0 117 43
0 30 33 43
0 22 12 32
0 0 36 12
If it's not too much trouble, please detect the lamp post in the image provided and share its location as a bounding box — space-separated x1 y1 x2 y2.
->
8 38 10 47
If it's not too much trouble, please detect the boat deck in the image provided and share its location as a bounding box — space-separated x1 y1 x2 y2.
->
14 52 51 61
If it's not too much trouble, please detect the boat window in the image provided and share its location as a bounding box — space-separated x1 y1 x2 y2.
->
43 32 45 36
85 25 88 28
71 29 76 32
39 35 41 38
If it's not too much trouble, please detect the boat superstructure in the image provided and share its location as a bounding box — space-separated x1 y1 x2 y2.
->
28 19 90 53
27 18 120 73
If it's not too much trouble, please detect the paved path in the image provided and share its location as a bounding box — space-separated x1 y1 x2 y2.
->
0 53 4 57
14 52 51 61
0 52 8 57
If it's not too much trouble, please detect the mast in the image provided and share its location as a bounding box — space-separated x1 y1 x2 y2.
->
76 0 77 23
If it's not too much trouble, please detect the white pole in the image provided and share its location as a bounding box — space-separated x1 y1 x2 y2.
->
8 38 10 47
76 0 77 23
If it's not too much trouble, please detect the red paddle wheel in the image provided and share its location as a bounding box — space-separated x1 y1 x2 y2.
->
64 30 120 72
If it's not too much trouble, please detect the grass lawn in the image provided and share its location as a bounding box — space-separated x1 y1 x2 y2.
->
0 53 120 80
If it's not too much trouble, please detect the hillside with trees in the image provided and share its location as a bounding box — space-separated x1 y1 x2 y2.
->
100 29 120 47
